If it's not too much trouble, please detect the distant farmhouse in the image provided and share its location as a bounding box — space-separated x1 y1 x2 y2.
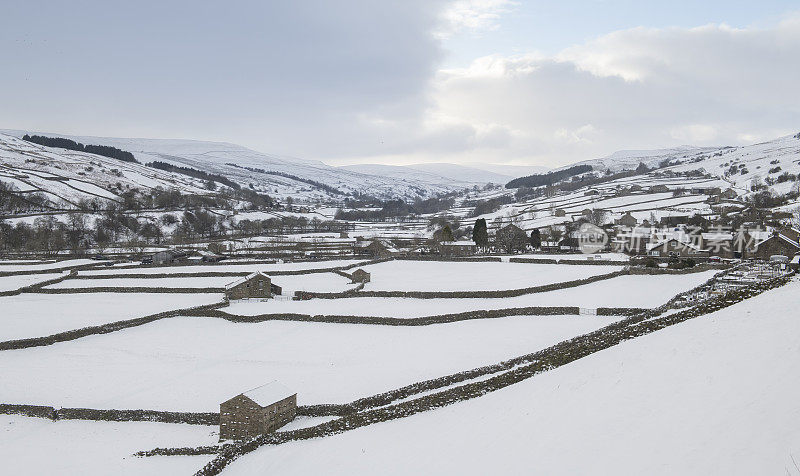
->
354 239 396 258
615 212 638 227
225 271 282 300
145 249 187 265
219 381 297 441
350 268 371 283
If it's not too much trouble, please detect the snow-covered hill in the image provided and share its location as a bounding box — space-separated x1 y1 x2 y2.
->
562 134 800 193
0 130 477 202
405 163 513 184
340 162 510 189
0 133 213 208
509 133 800 197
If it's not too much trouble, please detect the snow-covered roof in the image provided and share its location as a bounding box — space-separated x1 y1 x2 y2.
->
440 240 476 246
225 271 270 290
755 233 800 250
242 380 295 406
646 237 703 252
701 232 733 241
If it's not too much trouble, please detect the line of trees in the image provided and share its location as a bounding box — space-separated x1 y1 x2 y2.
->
146 161 240 190
0 208 355 254
225 163 345 196
0 181 53 214
335 196 456 221
505 164 593 189
22 135 139 163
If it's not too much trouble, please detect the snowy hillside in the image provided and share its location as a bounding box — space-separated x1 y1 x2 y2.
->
0 133 214 208
0 130 477 201
575 145 721 172
561 134 800 196
340 162 509 189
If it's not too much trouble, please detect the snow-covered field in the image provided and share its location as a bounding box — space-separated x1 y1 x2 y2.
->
0 415 215 475
46 272 356 293
223 277 800 476
0 293 223 341
227 272 717 317
511 252 630 261
359 261 622 292
0 272 65 292
46 276 236 289
77 259 364 276
0 315 615 410
0 259 99 273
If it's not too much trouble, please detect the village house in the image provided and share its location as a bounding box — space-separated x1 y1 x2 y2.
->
438 240 477 257
649 184 670 193
612 227 652 254
553 209 566 217
647 237 709 258
354 239 396 258
753 228 800 260
691 186 722 195
186 249 225 264
660 215 690 228
615 212 638 227
225 271 282 300
219 381 297 441
147 249 187 265
494 223 528 253
559 236 580 252
539 240 560 253
350 268 371 283
700 232 735 258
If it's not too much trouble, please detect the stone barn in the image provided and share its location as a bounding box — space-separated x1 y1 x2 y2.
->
753 231 800 260
350 268 371 283
150 249 186 265
225 271 282 300
219 381 297 441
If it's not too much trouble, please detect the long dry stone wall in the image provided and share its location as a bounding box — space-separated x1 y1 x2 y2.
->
0 403 218 425
0 300 229 351
35 287 226 294
0 270 76 297
509 257 629 266
295 269 628 299
194 306 587 327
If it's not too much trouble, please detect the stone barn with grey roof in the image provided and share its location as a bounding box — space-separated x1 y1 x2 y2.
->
350 268 371 283
225 271 282 300
219 381 297 441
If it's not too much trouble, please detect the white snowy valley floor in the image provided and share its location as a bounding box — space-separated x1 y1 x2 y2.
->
221 277 800 476
0 315 614 410
0 293 224 341
0 416 216 475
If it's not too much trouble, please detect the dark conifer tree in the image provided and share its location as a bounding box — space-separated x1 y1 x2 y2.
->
530 228 541 249
472 218 489 247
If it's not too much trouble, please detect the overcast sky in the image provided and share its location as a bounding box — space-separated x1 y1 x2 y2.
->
1 1 799 167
